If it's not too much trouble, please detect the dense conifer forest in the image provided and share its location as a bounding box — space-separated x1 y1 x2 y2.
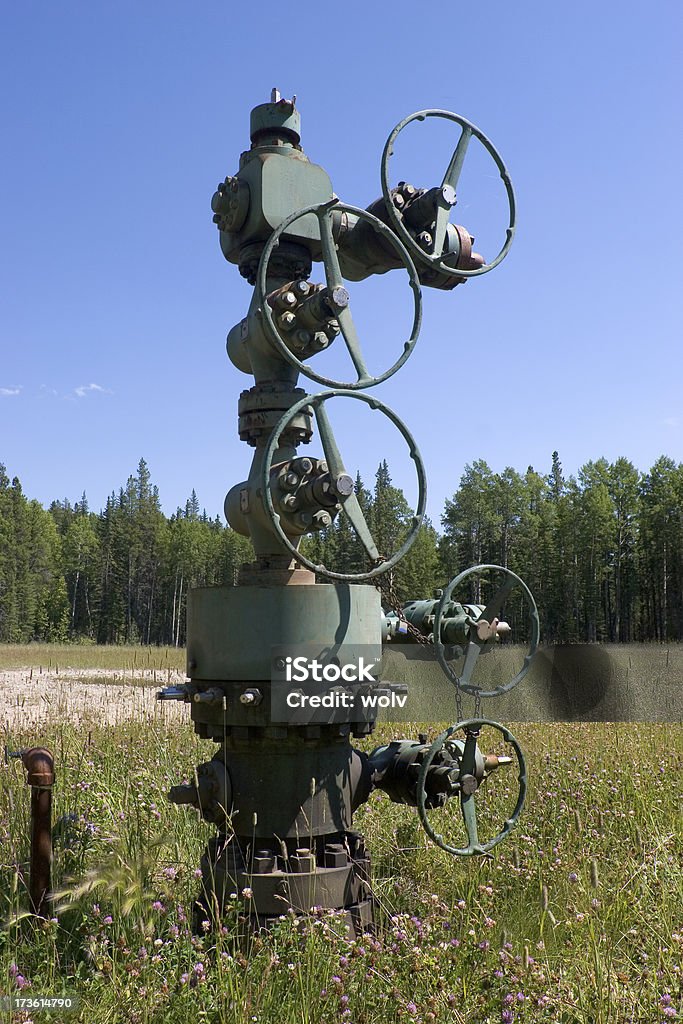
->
0 452 681 645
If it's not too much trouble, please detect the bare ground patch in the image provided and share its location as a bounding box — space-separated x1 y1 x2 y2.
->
0 667 189 730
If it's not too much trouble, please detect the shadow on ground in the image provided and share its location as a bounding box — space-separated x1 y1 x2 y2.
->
379 643 683 722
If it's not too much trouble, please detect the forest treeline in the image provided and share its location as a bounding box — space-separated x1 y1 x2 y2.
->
0 452 681 646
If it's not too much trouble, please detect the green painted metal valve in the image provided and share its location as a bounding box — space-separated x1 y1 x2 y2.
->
257 198 423 390
261 390 426 581
416 720 526 856
434 565 539 698
381 109 516 278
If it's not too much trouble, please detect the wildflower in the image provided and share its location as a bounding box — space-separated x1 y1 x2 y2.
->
162 867 177 881
502 1011 514 1023
242 887 253 899
152 901 164 912
340 995 349 1007
103 915 113 925
193 869 203 878
661 995 672 1007
201 920 211 932
406 1002 418 1015
568 872 579 883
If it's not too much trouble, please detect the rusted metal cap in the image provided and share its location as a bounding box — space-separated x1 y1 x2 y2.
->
19 747 55 788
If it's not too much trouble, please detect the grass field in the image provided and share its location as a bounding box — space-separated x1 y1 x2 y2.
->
0 646 681 1023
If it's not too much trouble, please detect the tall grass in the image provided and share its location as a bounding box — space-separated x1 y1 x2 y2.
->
0 646 185 673
0 668 681 1022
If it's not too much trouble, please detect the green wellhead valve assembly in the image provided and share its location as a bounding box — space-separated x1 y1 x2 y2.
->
157 89 538 933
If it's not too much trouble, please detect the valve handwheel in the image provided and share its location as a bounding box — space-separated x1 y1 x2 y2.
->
434 564 539 699
257 199 422 390
417 719 527 857
261 390 427 582
381 109 516 277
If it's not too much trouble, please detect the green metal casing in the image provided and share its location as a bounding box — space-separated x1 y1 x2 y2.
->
219 149 333 266
187 583 381 680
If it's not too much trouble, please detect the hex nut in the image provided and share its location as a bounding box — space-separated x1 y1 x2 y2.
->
239 688 263 706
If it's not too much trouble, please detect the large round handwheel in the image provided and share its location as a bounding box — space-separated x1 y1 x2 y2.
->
381 109 516 278
260 390 426 582
434 565 539 698
257 198 422 389
417 719 527 857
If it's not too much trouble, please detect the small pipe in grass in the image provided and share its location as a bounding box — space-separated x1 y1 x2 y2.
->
6 746 55 917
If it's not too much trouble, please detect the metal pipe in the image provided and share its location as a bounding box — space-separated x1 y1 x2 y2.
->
11 747 55 917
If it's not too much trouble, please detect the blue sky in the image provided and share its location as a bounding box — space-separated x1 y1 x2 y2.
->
1 1 681 527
